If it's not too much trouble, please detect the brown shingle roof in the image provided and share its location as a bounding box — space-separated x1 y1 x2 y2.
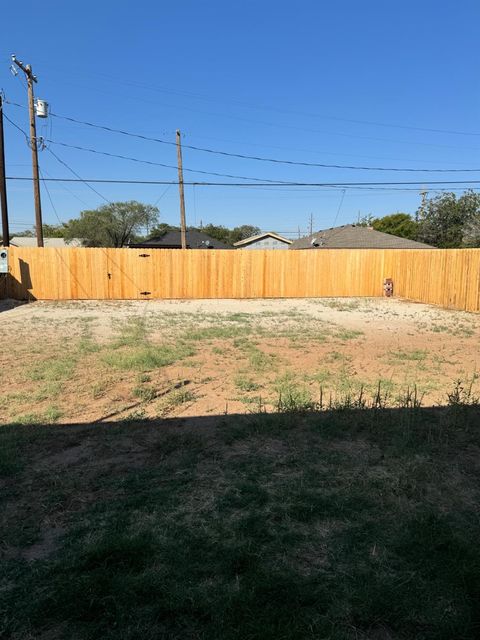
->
289 225 434 250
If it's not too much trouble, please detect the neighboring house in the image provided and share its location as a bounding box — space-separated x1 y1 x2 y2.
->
129 230 231 249
289 225 434 249
10 237 83 248
234 232 292 250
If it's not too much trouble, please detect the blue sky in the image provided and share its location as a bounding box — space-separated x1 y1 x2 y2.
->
1 0 480 238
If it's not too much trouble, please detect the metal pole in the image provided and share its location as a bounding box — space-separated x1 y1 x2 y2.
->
176 130 187 249
0 95 10 246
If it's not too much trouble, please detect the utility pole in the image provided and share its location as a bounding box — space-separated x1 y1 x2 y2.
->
417 190 428 223
176 129 187 249
12 55 43 247
0 95 10 246
309 212 314 236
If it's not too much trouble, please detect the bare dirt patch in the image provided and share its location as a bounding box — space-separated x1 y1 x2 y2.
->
2 297 479 423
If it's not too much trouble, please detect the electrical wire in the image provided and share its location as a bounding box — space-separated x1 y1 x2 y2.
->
43 138 480 185
5 101 480 173
153 184 172 206
26 64 480 138
45 148 111 204
5 117 476 194
332 189 347 227
2 112 30 145
6 176 480 188
45 114 480 172
41 167 91 207
44 139 292 183
38 166 67 226
10 95 476 165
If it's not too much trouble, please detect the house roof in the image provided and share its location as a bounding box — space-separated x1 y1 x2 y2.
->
289 225 434 250
129 230 231 249
10 237 83 248
233 232 292 247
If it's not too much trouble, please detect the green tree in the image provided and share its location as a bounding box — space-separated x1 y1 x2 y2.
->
147 223 179 239
201 224 232 245
463 214 480 247
147 222 261 246
64 201 159 247
10 229 35 237
417 191 480 248
42 224 67 238
356 214 375 227
229 225 261 244
371 213 419 240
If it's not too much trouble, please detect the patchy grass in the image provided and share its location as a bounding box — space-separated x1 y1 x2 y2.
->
335 327 364 341
158 385 195 413
186 325 252 341
111 316 150 347
2 402 480 639
234 375 261 392
240 344 278 373
26 356 77 383
274 372 313 412
3 299 480 424
319 298 363 311
12 405 63 425
102 343 195 371
390 348 428 362
133 384 157 402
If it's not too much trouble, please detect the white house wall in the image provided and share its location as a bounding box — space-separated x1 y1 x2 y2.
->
240 238 290 250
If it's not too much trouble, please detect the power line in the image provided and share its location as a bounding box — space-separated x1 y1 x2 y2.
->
2 111 30 144
44 114 480 172
6 176 480 187
332 189 347 227
31 63 480 138
153 183 172 206
46 148 111 204
12 94 475 165
41 166 91 207
5 101 480 173
4 107 480 194
44 139 291 183
44 137 480 178
39 166 66 226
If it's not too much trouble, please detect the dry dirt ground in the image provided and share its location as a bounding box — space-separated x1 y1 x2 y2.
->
2 297 480 424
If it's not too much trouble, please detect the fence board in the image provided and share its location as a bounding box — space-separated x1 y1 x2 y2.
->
3 247 480 311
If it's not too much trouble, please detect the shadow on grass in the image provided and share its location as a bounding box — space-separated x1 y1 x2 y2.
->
1 404 480 640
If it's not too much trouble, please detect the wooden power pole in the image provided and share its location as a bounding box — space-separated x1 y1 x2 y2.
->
176 130 187 249
417 190 428 223
0 95 10 246
12 55 44 247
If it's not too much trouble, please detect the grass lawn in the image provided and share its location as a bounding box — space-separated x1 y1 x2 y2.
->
2 402 480 639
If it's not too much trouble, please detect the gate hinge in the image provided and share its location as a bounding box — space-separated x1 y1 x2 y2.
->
140 291 151 296
139 253 150 258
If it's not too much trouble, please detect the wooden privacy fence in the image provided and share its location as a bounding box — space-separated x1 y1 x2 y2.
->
2 246 480 312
